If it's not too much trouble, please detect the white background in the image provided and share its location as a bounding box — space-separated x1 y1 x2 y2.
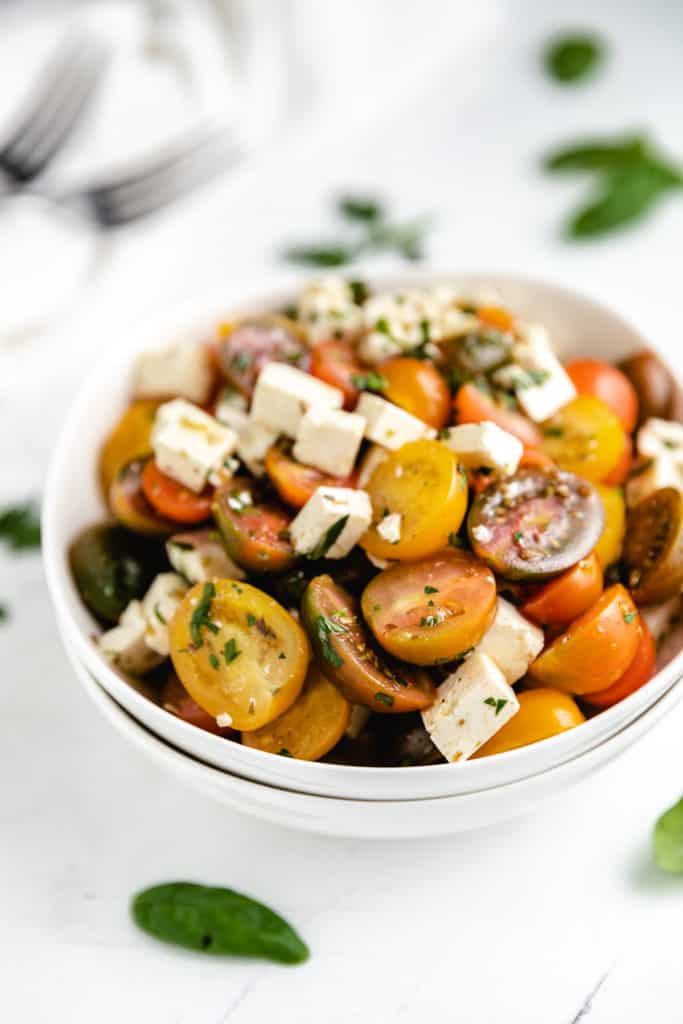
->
1 1 683 1020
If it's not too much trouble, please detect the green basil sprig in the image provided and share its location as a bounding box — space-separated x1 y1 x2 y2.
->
544 32 604 84
654 796 683 873
131 882 309 964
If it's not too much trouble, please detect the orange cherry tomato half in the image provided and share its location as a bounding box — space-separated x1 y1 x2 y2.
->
310 339 362 410
476 305 514 332
522 553 603 627
473 688 585 757
381 357 451 429
540 395 627 483
160 672 236 737
528 584 641 694
582 619 655 709
99 398 160 498
141 459 213 524
519 448 556 472
453 382 541 448
565 358 639 433
264 441 356 509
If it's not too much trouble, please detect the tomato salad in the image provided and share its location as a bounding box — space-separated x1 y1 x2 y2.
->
69 278 683 766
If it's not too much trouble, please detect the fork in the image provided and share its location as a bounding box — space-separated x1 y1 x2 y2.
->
52 128 242 227
0 32 109 190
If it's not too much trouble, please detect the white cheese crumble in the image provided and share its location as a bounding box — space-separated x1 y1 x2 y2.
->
293 406 366 477
151 399 238 493
290 487 372 559
216 712 234 728
356 392 436 449
442 421 523 477
296 276 364 344
133 338 213 405
376 512 402 544
250 363 343 437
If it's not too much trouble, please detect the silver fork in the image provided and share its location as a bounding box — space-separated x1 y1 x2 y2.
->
0 32 109 188
52 128 242 227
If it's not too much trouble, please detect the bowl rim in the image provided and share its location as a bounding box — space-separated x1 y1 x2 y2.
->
43 268 683 789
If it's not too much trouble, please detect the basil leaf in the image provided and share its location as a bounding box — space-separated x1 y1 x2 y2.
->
0 501 41 551
544 136 647 173
568 160 683 238
653 796 683 873
132 882 309 964
545 33 603 84
307 516 349 561
338 195 384 222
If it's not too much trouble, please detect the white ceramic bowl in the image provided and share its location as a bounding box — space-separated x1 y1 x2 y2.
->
44 271 683 802
59 619 683 838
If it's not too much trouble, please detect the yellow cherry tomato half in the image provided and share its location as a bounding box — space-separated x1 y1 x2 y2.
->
99 399 160 498
242 664 351 760
473 688 585 757
381 357 452 429
170 580 310 730
361 440 468 561
540 395 627 483
527 584 641 695
593 483 626 568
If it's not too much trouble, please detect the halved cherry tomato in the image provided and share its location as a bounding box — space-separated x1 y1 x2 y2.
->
593 484 625 568
528 584 641 694
477 305 514 332
619 349 681 426
381 357 451 429
242 664 350 760
161 672 237 736
264 440 356 509
602 436 632 486
453 382 541 448
301 575 435 713
468 468 605 581
519 448 556 472
110 457 176 535
623 487 683 604
361 440 468 561
472 688 585 757
361 549 497 665
170 579 310 730
583 619 655 709
99 399 160 498
212 478 296 573
540 395 627 483
522 553 603 626
310 340 362 410
565 359 639 433
141 459 213 525
216 315 308 398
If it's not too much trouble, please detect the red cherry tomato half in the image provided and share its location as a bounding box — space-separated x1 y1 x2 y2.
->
582 619 655 709
141 459 213 524
565 359 639 434
453 382 541 448
310 340 363 410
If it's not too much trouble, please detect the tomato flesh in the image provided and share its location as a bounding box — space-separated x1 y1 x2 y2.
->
528 584 641 694
142 459 213 524
99 399 160 499
361 550 496 666
217 315 308 398
540 395 627 483
161 672 237 736
310 340 362 409
623 487 683 604
582 619 655 708
212 478 296 572
264 440 356 509
522 553 603 626
565 358 639 433
468 468 605 581
473 688 585 757
453 382 541 448
381 357 451 429
110 457 176 535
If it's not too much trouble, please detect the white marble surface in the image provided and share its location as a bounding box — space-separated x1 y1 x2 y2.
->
2 1 683 1020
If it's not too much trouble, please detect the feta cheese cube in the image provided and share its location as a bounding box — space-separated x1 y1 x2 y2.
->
356 393 436 449
293 406 365 477
296 276 364 344
366 552 393 570
98 601 164 676
421 652 519 762
214 388 249 434
637 418 683 466
290 486 372 558
475 597 544 684
152 399 238 493
133 339 213 405
357 444 389 488
167 530 246 584
626 455 683 507
250 363 343 437
376 512 402 545
496 339 576 422
442 421 523 476
141 573 188 656
236 419 279 477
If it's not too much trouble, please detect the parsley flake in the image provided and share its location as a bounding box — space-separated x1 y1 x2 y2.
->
190 583 219 647
623 610 637 624
307 516 349 560
424 585 439 594
223 638 241 664
374 692 394 707
352 372 388 393
484 696 509 716
208 653 220 670
315 615 345 668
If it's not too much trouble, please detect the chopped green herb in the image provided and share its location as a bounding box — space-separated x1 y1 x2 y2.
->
338 195 383 222
653 796 683 873
190 583 219 647
448 532 465 549
232 352 252 372
279 748 294 758
231 583 243 594
170 540 194 551
223 638 241 664
513 531 523 543
375 317 392 336
484 696 509 716
278 651 286 660
349 279 369 305
374 692 394 707
663 439 680 450
424 585 439 594
543 426 564 438
246 612 257 628
209 653 220 670
623 610 637 624
352 372 388 393
316 615 345 668
0 501 41 551
284 243 356 268
420 615 439 628
307 516 349 561
153 604 167 625
544 32 604 84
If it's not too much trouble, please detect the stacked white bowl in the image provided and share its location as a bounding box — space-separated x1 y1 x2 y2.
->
44 273 683 839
